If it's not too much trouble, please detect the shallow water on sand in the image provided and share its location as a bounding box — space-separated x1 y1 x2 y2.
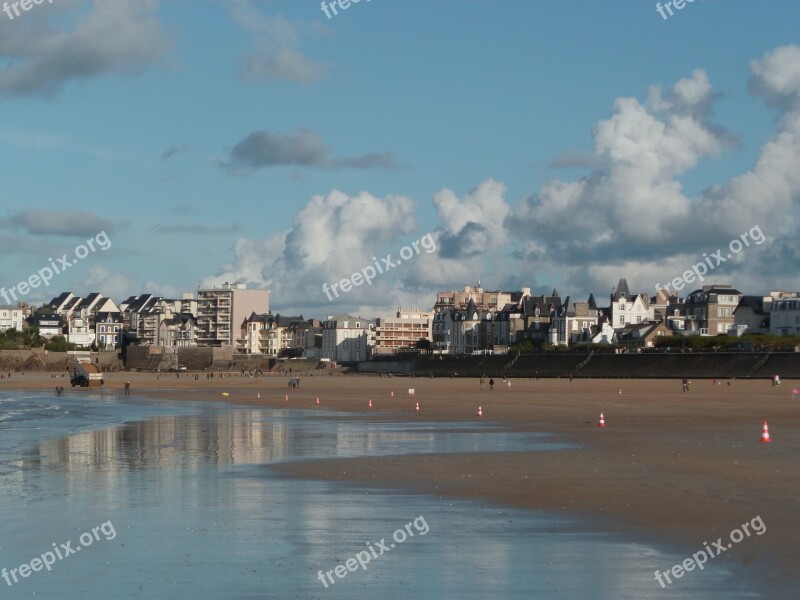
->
0 392 763 599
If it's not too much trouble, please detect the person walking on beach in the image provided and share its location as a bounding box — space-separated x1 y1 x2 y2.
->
682 377 690 392
480 375 485 390
489 378 494 390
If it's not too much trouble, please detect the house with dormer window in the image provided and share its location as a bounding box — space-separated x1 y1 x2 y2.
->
608 278 649 331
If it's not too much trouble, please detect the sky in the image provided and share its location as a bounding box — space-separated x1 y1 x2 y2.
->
1 0 799 317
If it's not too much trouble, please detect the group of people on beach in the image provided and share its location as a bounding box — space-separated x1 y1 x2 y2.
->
288 377 301 388
479 375 512 390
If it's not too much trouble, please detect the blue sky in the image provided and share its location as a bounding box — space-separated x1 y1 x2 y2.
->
1 0 799 315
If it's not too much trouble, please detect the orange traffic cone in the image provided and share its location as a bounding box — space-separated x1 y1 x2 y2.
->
257 393 260 399
618 389 622 396
477 406 483 417
598 412 606 428
368 399 373 408
315 397 320 405
285 394 289 401
761 421 772 443
415 402 420 413
391 391 394 397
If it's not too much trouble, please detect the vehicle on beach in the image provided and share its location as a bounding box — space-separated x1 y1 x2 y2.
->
70 359 104 388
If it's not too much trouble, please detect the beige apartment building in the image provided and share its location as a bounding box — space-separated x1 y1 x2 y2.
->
374 308 432 355
435 283 529 312
684 284 743 336
196 283 270 347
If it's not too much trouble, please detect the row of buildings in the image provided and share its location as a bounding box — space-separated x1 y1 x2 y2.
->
1 279 799 362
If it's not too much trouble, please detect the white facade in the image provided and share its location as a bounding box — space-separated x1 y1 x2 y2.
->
322 316 374 362
610 294 649 330
770 294 800 336
67 316 95 347
95 314 122 348
0 306 23 332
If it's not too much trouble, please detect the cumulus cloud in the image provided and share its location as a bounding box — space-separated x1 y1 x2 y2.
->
0 0 170 98
79 266 140 300
203 46 800 314
508 46 800 296
222 128 397 171
434 179 511 258
230 1 326 84
203 190 419 313
2 209 113 237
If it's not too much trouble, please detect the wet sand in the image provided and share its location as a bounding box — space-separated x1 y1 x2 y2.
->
4 371 798 589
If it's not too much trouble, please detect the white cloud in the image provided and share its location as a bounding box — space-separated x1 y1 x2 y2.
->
231 1 326 84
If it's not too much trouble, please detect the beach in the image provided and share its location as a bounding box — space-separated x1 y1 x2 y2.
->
2 371 797 594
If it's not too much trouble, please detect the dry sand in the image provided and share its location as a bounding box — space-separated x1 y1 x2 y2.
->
3 371 798 588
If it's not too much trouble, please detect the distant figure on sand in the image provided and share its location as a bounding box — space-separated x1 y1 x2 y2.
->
682 377 690 392
480 376 485 390
772 374 781 386
489 378 494 390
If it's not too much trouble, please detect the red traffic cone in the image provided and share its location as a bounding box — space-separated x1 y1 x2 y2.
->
315 397 320 405
257 393 260 399
368 399 373 409
761 421 772 443
598 412 606 428
285 394 289 402
390 391 394 397
618 389 622 396
477 406 483 417
415 402 420 413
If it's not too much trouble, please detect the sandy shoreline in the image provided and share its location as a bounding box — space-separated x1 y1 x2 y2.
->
3 371 798 590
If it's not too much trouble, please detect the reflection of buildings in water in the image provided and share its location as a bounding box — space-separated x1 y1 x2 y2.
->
28 411 297 477
334 424 436 456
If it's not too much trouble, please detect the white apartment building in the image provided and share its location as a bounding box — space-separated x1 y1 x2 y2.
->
321 315 375 362
0 306 23 332
770 294 800 336
196 283 270 347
